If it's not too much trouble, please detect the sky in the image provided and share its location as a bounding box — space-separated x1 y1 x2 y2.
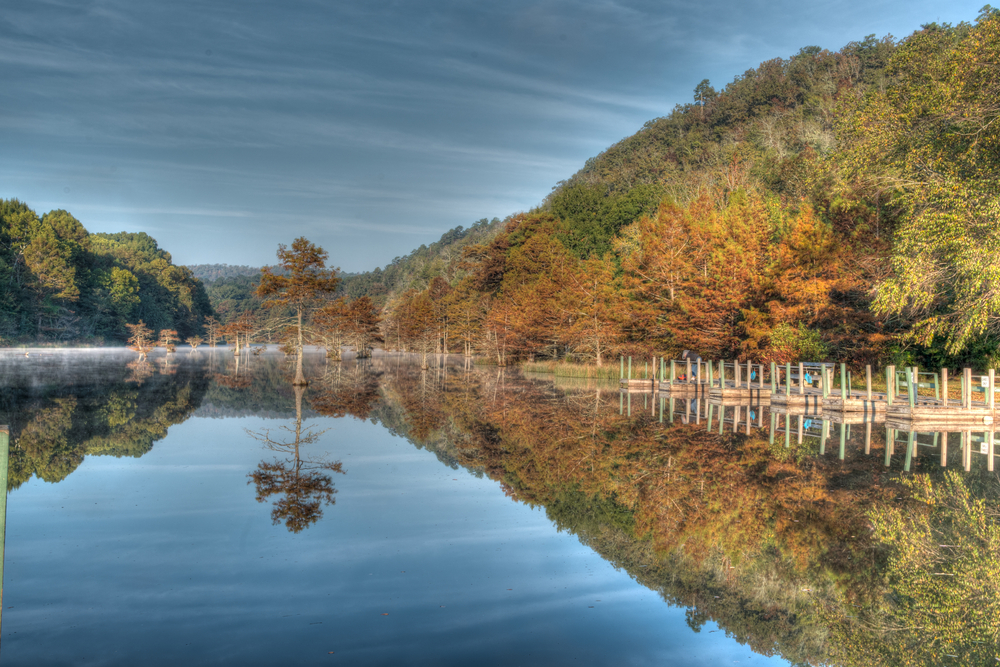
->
0 0 987 272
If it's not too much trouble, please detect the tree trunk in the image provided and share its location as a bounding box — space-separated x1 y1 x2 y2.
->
293 307 308 385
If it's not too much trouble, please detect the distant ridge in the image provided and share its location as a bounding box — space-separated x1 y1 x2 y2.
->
187 264 261 282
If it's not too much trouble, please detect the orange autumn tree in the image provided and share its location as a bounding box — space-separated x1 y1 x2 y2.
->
561 254 624 366
616 191 775 358
257 237 340 385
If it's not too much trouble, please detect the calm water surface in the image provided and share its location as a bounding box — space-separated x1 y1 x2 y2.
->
0 349 995 665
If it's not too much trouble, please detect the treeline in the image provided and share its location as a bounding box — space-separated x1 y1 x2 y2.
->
372 10 1000 370
0 200 213 343
187 264 262 282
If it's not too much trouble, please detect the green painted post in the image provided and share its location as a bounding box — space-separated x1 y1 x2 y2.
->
719 407 725 435
669 398 675 423
707 403 714 431
820 420 828 455
769 413 776 445
839 423 846 460
620 356 624 380
720 360 726 389
670 360 676 384
785 362 791 397
628 357 632 380
934 372 940 401
841 363 847 401
659 397 664 423
644 361 648 379
770 362 776 394
708 361 714 388
885 428 893 467
627 392 631 416
619 392 623 414
904 431 915 472
785 416 791 449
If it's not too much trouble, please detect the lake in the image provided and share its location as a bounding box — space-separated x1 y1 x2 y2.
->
0 349 996 666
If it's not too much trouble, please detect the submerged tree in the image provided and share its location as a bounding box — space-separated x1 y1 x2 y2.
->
257 238 340 385
125 320 154 360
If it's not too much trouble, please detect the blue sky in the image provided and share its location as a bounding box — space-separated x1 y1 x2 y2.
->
0 0 986 272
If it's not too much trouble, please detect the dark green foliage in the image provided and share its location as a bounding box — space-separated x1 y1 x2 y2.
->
548 182 666 258
0 200 214 343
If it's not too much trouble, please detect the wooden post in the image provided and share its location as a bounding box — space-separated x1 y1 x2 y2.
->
942 368 948 407
628 356 632 380
770 362 777 394
799 362 805 395
797 415 804 444
719 360 725 389
886 365 895 406
820 420 828 455
965 431 972 472
990 369 995 412
986 430 993 472
865 421 872 455
708 360 714 388
885 427 893 467
866 365 872 400
785 362 791 397
908 367 916 408
769 413 776 445
669 398 675 423
620 356 624 380
941 431 948 467
670 360 676 384
962 368 972 409
735 360 741 389
686 359 691 384
840 423 847 460
841 363 847 402
785 416 791 449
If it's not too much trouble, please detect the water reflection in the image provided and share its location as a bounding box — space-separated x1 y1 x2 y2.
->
0 350 996 664
246 385 345 533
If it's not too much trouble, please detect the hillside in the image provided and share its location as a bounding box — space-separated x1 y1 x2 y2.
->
0 200 212 344
367 10 1000 370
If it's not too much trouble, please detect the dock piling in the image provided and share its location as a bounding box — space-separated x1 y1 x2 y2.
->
866 365 872 400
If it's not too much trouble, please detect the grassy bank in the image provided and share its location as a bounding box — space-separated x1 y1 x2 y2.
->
520 360 621 380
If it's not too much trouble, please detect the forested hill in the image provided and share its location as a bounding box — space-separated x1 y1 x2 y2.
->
187 264 262 282
338 217 504 304
0 200 212 344
369 10 1000 370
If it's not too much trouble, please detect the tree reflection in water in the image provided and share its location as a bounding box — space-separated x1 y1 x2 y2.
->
246 385 345 533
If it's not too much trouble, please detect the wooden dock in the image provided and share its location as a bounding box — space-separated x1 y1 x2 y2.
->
615 356 1000 426
821 395 886 413
619 378 657 392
